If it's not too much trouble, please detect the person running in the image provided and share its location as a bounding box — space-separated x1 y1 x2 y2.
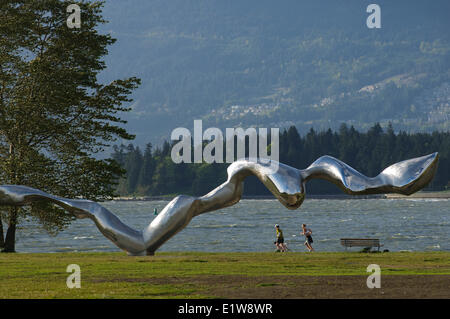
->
301 224 314 252
274 224 287 252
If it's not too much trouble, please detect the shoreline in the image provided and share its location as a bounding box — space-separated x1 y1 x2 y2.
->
111 191 450 201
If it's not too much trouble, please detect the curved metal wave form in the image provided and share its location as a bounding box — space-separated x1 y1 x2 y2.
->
301 152 439 195
0 152 439 255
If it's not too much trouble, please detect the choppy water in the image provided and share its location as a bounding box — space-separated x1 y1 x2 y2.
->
15 199 449 253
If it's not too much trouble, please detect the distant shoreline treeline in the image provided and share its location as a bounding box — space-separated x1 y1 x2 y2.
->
111 123 449 196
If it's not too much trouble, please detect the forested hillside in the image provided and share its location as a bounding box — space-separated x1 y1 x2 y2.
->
111 124 450 196
99 0 450 146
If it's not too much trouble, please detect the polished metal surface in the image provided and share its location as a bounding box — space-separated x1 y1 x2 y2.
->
0 152 439 255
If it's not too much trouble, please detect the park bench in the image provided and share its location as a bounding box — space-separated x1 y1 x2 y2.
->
340 238 383 251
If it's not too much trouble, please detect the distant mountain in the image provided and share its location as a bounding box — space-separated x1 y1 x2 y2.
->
97 0 450 147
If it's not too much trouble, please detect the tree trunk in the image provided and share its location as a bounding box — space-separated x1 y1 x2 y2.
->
2 144 18 253
0 216 4 248
1 208 17 253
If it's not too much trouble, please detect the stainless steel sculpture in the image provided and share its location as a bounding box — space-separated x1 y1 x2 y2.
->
0 153 439 255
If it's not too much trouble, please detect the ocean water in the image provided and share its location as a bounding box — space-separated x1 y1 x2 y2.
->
14 199 449 253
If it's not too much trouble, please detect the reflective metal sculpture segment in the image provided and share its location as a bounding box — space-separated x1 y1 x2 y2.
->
0 153 439 255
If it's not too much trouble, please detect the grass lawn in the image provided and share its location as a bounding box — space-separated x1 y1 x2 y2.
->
0 251 449 298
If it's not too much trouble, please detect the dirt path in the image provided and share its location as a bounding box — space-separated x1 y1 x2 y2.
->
94 275 450 298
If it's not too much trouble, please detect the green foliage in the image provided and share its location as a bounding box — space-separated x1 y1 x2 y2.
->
113 123 450 196
0 1 140 249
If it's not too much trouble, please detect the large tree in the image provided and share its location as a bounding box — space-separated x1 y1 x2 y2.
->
0 0 140 252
